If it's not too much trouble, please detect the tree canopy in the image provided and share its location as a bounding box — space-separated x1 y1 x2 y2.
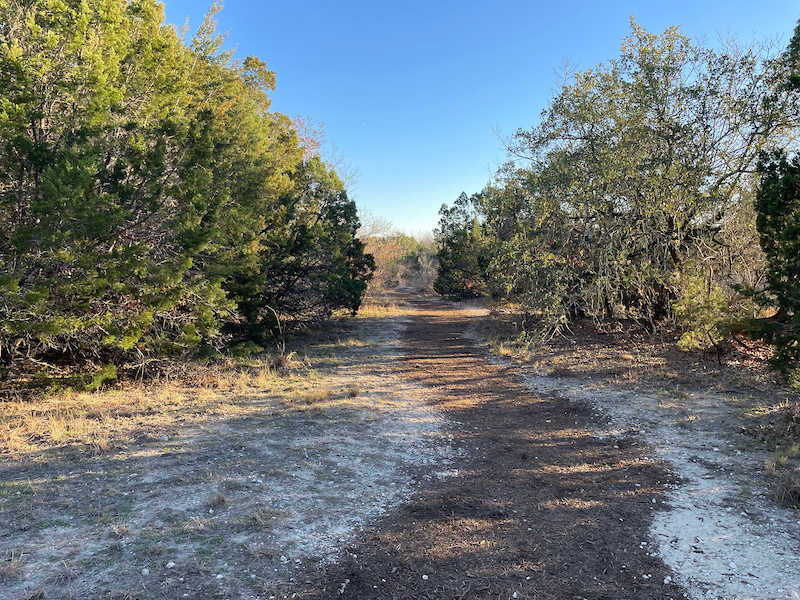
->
0 0 372 386
436 20 797 346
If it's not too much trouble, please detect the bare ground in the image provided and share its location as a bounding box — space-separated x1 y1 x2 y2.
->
2 291 799 600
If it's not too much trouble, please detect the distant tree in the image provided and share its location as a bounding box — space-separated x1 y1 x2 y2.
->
434 192 491 299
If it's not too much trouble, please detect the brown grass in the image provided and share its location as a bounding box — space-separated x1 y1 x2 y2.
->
50 561 77 585
357 295 409 318
244 542 278 561
0 551 23 582
301 387 334 405
471 309 783 392
0 364 301 459
207 491 229 509
111 521 131 539
182 517 216 534
251 507 289 527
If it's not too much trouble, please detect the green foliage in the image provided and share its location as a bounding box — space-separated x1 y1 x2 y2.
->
434 192 491 299
0 0 373 385
503 21 792 328
673 270 732 362
752 149 800 381
745 19 800 384
435 20 793 346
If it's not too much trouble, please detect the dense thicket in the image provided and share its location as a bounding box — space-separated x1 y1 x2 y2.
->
436 21 798 349
355 212 437 296
0 0 372 385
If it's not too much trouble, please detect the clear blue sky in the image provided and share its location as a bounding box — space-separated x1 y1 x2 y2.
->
161 1 799 234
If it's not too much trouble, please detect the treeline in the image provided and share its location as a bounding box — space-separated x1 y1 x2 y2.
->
435 20 800 382
0 0 373 387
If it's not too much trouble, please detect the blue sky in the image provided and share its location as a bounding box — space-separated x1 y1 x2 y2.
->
161 1 799 234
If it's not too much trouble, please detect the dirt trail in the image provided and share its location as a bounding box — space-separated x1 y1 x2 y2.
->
6 293 795 599
282 295 684 599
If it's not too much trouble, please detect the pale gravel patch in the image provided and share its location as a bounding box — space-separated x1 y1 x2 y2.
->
239 315 455 566
520 375 800 600
462 321 800 600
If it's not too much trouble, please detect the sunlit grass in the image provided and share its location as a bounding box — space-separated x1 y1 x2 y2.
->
357 294 411 318
0 332 386 458
0 363 305 458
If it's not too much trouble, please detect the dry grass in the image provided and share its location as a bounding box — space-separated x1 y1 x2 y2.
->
0 551 23 582
244 542 278 561
251 507 289 527
182 517 216 534
471 308 781 391
0 363 303 458
357 295 409 318
111 521 131 539
50 561 78 585
0 308 428 600
768 447 800 506
207 491 230 509
0 318 391 460
766 408 800 506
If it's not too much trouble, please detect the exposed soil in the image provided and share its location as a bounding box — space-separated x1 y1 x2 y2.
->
275 293 800 600
274 294 685 600
2 291 799 600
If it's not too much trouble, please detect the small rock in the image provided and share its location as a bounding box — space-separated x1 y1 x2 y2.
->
142 568 150 575
729 561 738 571
160 435 169 442
166 562 175 569
664 576 672 585
422 574 428 581
216 574 224 580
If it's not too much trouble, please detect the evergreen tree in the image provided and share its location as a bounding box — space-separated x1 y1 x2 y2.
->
0 0 373 385
753 150 800 381
434 192 490 299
